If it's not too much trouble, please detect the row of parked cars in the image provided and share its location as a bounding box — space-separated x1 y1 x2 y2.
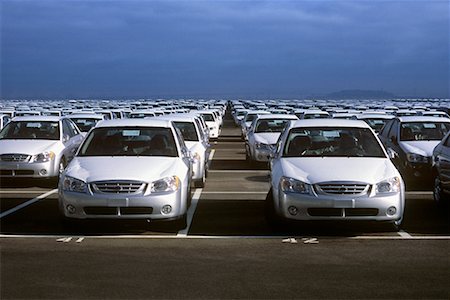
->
1 98 449 231
0 100 227 229
229 100 449 230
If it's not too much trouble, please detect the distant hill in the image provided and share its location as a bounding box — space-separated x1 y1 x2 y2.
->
326 89 397 99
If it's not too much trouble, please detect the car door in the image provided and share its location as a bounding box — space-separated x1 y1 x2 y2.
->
61 119 83 162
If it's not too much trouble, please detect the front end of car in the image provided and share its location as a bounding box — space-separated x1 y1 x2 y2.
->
59 173 187 220
275 176 404 223
58 157 189 221
0 144 62 179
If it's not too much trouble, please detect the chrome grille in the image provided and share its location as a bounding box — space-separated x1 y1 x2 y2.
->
91 181 146 194
0 154 30 162
315 182 369 195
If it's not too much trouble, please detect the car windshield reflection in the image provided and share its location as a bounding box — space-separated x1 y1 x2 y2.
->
79 127 178 157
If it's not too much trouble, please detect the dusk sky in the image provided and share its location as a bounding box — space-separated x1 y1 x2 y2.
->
1 0 449 99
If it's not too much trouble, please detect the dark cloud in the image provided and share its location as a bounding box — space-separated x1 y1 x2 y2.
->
1 0 448 98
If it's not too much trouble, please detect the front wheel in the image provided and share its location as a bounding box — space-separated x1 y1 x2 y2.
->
264 188 284 229
433 176 447 206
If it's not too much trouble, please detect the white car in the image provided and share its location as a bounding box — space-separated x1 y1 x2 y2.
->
0 116 84 180
267 119 405 230
58 119 192 229
67 113 105 133
245 114 298 163
154 114 210 187
194 110 221 140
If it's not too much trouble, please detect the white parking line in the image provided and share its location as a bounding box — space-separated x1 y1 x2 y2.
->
0 189 58 219
208 149 216 161
2 234 450 240
0 190 52 194
177 188 202 237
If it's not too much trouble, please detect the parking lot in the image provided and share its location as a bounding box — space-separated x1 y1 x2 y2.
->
1 112 449 299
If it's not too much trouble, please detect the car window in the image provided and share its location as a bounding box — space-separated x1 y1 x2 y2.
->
67 119 81 135
387 120 399 140
79 127 178 157
255 119 290 133
379 120 393 137
283 127 386 158
400 122 450 141
444 135 450 147
0 121 60 140
62 119 75 138
201 113 214 122
70 118 100 132
173 121 199 141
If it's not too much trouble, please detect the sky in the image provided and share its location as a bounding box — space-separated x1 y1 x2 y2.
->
1 0 449 99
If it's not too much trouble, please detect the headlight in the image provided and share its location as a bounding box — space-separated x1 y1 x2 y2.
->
376 177 401 194
406 153 428 163
280 176 311 194
151 176 180 193
255 142 270 150
31 151 55 163
63 176 87 193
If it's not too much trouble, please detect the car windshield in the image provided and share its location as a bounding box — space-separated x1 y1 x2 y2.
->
363 119 389 132
71 118 100 132
79 127 178 157
283 127 386 158
400 122 450 141
173 121 198 141
245 114 258 123
255 119 290 133
201 113 214 122
0 121 60 140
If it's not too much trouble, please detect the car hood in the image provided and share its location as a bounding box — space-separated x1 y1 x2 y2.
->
254 133 281 145
0 139 61 155
400 141 440 157
65 156 182 183
281 157 398 184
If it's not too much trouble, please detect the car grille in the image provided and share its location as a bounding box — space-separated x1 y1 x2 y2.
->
307 208 379 217
0 154 30 162
315 182 369 195
90 181 146 194
83 207 153 216
0 170 34 176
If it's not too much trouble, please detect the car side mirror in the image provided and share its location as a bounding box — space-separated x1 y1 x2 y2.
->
62 134 70 143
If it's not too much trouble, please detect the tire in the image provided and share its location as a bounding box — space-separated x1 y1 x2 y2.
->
433 176 447 206
264 188 284 229
194 171 206 188
170 214 187 231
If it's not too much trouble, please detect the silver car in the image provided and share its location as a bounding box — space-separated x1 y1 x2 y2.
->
0 116 84 180
156 114 210 188
267 119 405 230
245 114 298 163
58 119 192 229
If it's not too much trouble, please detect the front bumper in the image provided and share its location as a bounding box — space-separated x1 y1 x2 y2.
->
0 160 58 178
276 191 403 222
59 188 187 220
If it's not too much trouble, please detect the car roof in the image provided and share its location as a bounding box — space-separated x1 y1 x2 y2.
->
255 114 298 120
397 116 450 123
67 113 104 119
12 116 63 122
152 114 197 122
356 114 394 119
291 119 371 129
95 118 173 128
